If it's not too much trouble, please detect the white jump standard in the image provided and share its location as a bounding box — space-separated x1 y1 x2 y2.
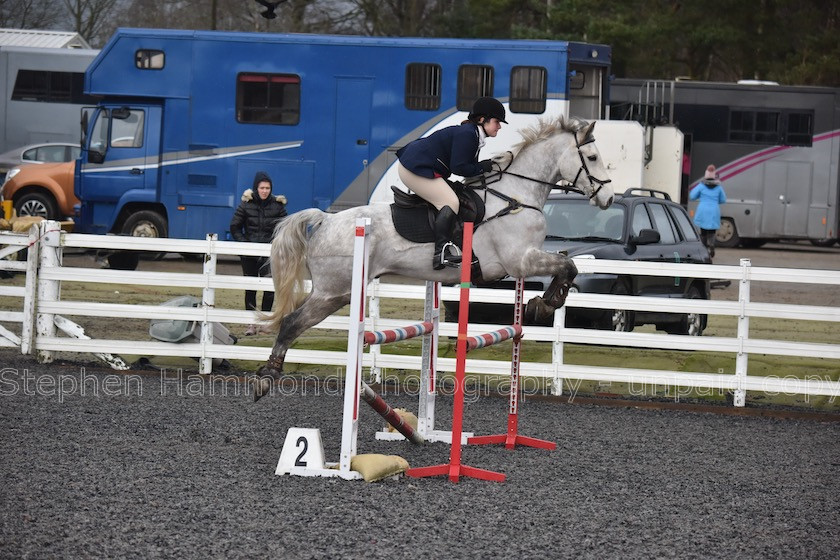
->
276 218 424 480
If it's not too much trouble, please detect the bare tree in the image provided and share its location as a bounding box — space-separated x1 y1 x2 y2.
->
61 0 120 46
339 0 442 36
105 0 332 35
0 0 64 30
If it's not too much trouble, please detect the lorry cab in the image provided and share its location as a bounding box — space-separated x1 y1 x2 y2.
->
76 104 167 237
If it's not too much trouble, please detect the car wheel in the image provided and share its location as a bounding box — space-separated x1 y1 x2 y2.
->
599 281 634 332
666 286 705 336
121 210 167 260
716 218 740 248
15 191 59 220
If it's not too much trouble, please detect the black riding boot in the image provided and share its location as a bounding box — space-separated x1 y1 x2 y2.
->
432 205 462 270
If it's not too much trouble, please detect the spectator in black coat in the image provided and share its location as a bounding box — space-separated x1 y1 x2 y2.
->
229 171 287 335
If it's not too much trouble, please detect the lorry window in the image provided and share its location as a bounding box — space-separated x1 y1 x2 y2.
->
729 110 780 144
405 63 441 111
784 111 814 147
135 49 164 69
236 73 300 125
12 69 76 103
457 65 494 111
89 111 109 158
569 71 585 90
111 110 145 148
510 66 547 114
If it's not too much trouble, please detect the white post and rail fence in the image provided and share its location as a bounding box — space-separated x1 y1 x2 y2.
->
1 220 838 407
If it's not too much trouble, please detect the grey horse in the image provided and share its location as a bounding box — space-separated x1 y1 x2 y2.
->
254 116 614 400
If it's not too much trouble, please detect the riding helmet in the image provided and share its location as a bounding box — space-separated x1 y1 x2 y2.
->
470 96 508 123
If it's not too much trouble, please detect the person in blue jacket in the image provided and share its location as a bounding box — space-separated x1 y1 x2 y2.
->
396 96 506 269
689 164 727 257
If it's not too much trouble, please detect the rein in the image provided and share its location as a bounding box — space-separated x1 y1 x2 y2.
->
461 168 543 228
480 133 613 201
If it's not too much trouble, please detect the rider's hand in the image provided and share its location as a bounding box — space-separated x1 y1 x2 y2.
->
479 159 494 172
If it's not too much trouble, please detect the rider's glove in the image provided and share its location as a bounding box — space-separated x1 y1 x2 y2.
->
479 159 494 173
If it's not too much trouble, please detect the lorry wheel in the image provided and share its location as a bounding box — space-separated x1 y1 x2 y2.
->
122 210 167 238
15 191 59 220
715 218 740 248
122 210 168 260
810 238 837 247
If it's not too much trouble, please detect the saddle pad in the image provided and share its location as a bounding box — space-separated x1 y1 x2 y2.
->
390 204 434 243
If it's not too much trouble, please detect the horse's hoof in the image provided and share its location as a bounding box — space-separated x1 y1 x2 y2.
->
252 363 283 403
253 377 272 402
524 296 556 325
554 284 571 308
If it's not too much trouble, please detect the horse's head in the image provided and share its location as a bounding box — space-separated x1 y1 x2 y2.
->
511 117 614 209
576 122 614 208
562 120 614 209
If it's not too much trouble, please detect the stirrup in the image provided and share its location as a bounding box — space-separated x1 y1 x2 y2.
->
441 242 462 265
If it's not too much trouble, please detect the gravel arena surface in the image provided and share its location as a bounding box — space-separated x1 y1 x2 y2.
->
1 352 839 559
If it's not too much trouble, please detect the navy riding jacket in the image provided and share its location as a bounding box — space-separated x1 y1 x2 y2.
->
396 122 484 179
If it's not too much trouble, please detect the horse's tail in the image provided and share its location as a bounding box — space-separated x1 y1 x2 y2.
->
260 208 326 329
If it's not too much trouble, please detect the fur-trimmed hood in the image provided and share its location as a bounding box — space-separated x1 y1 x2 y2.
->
241 189 287 204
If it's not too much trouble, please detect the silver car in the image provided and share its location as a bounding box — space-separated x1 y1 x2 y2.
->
0 142 80 184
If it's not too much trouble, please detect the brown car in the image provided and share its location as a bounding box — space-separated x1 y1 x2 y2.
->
0 161 78 220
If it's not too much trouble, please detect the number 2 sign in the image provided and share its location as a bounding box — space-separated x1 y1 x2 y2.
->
275 428 327 475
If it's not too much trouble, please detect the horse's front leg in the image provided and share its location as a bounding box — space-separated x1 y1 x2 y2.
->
514 248 578 324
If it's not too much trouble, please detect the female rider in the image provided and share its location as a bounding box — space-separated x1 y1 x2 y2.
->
396 96 506 269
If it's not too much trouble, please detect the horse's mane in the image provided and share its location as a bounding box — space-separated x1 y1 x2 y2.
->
510 116 590 157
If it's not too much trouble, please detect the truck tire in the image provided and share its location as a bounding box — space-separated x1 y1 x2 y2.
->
121 210 168 261
122 210 167 238
715 218 740 248
810 238 837 247
15 191 59 220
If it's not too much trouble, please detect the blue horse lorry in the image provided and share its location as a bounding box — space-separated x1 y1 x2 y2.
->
73 28 613 242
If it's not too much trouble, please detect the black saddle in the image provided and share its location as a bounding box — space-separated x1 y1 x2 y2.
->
389 181 486 246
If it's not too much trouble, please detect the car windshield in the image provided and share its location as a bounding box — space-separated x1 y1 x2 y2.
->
544 198 626 241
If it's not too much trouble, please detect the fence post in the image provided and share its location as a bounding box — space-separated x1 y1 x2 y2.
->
551 306 567 396
199 234 218 374
20 224 41 355
734 258 751 407
35 221 61 363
